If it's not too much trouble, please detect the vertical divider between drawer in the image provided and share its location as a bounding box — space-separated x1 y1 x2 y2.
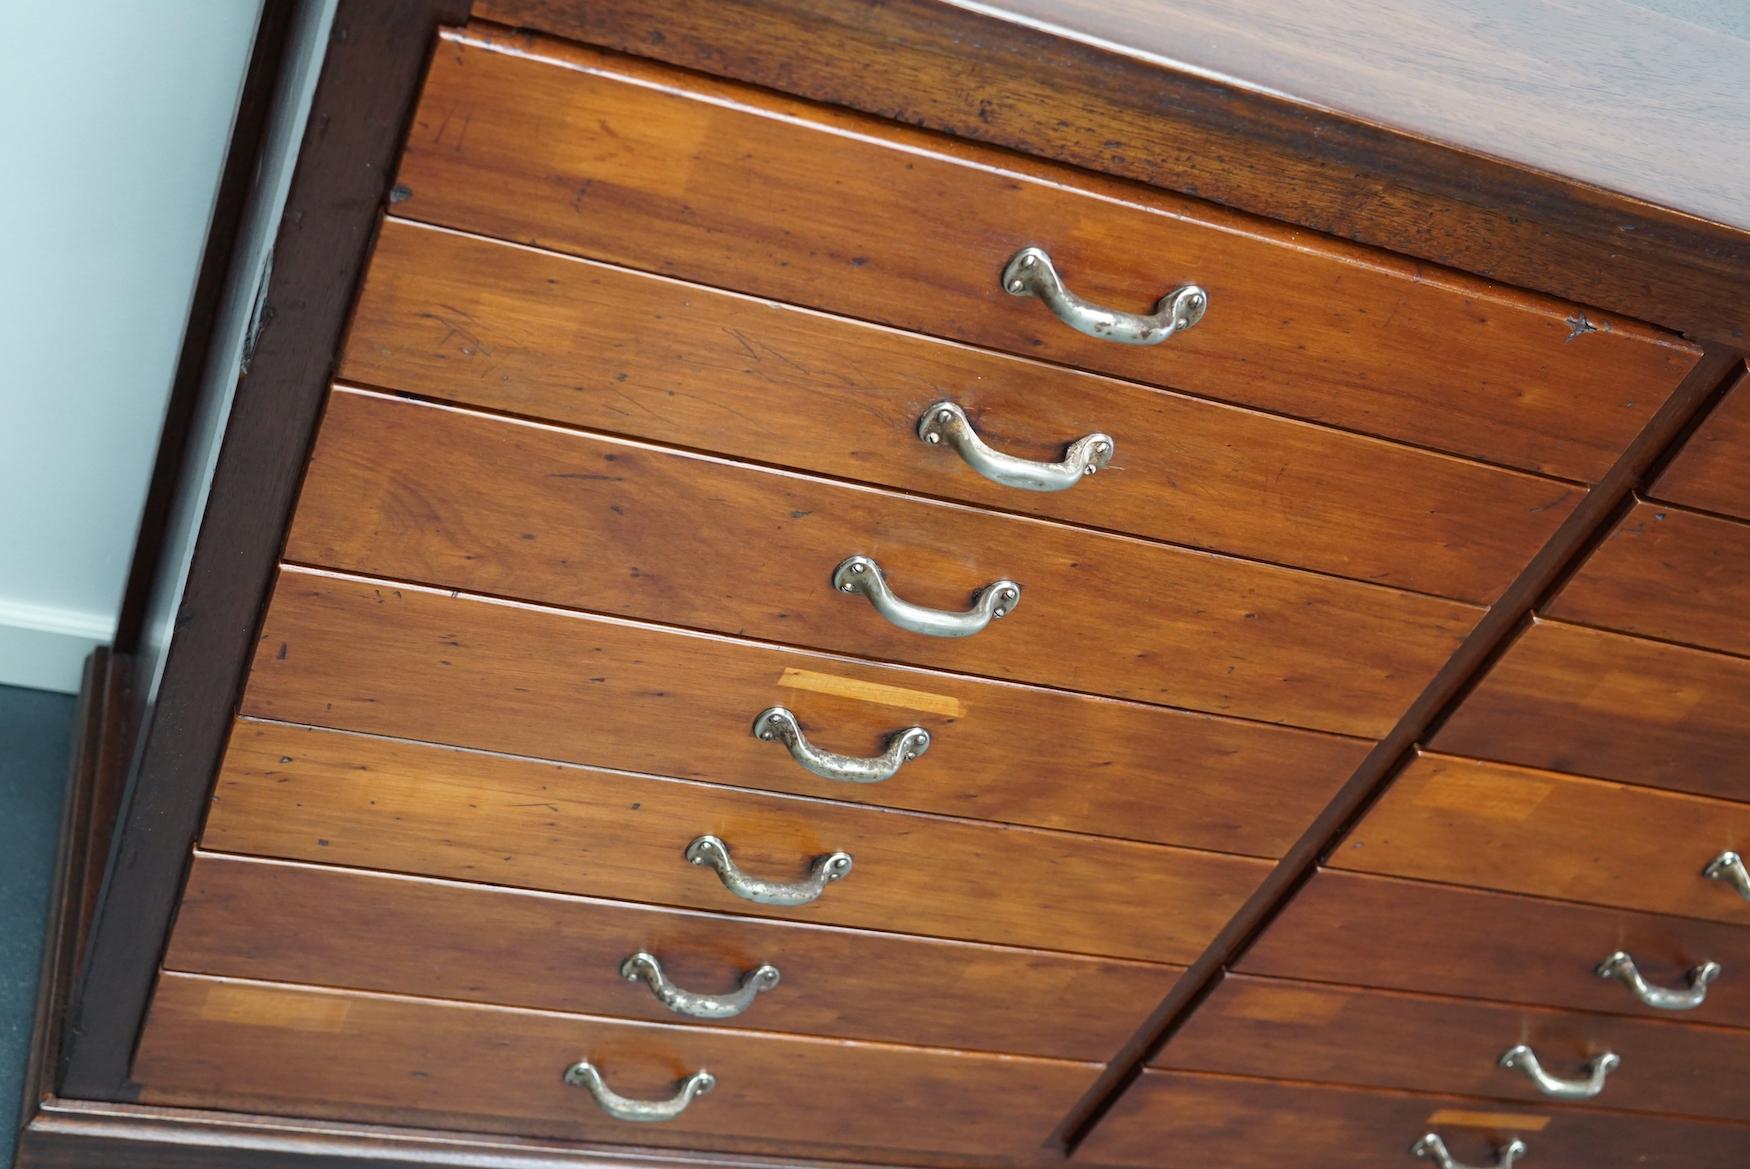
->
1053 342 1747 1154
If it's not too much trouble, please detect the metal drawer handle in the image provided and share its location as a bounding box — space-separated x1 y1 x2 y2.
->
685 834 853 906
1001 246 1207 346
832 555 1019 638
563 1060 714 1123
752 706 929 784
621 952 781 1020
1595 950 1721 1011
1704 850 1750 900
1412 1133 1526 1169
917 401 1114 492
1498 1044 1619 1100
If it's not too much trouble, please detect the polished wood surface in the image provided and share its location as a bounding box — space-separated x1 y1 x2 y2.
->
1653 368 1750 521
971 1 1750 236
1049 350 1750 1151
392 29 1697 482
1078 1068 1750 1169
1239 871 1750 1030
288 390 1480 738
475 2 1750 343
202 721 1269 963
133 973 1096 1161
1546 500 1750 656
1156 973 1750 1123
1431 618 1750 803
342 219 1579 603
1334 753 1750 923
169 852 1175 1060
248 570 1365 856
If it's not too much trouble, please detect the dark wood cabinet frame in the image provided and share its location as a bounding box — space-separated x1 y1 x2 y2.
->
21 1 1750 1166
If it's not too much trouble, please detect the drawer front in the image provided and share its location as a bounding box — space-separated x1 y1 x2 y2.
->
1157 974 1750 1123
1654 367 1750 521
394 31 1698 482
134 973 1096 1160
343 220 1580 604
249 571 1367 856
202 721 1269 963
169 852 1176 1060
1431 618 1750 802
1332 754 1750 924
289 390 1479 738
1077 1070 1750 1169
1546 500 1750 656
1239 872 1750 1029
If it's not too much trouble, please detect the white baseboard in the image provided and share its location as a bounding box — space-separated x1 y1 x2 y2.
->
0 598 115 694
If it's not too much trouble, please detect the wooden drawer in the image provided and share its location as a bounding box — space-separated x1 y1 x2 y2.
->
1077 1070 1750 1169
1546 499 1750 656
288 390 1480 738
1239 872 1750 1029
393 30 1698 482
1653 367 1750 521
1156 974 1750 1124
342 219 1581 604
133 973 1096 1161
249 570 1367 856
1431 618 1750 802
1332 753 1750 924
201 721 1269 963
168 852 1176 1060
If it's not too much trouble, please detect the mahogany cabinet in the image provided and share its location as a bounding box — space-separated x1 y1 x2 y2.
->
18 3 1750 1168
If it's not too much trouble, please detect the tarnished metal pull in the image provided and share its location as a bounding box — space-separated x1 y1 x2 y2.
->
685 834 853 907
1596 950 1721 1011
1412 1133 1527 1169
916 401 1113 492
1001 246 1206 346
563 1060 714 1123
752 706 929 784
1704 850 1750 901
621 952 780 1020
832 555 1019 638
1498 1044 1619 1100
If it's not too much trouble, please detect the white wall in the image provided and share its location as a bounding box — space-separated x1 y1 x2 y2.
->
0 2 265 693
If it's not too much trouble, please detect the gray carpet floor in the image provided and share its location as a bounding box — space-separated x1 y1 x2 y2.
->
0 685 75 1168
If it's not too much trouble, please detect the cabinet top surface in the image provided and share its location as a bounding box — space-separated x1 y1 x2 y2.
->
963 0 1750 233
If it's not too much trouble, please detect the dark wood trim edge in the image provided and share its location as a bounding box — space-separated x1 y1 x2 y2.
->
18 1100 936 1169
1051 342 1749 1150
56 0 471 1101
110 0 297 654
19 651 132 1165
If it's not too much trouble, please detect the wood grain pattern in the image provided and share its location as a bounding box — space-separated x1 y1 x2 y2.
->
132 973 1096 1161
168 852 1177 1060
340 220 1580 603
1078 1068 1750 1169
1155 973 1750 1123
287 390 1481 738
964 0 1750 236
1334 754 1750 924
1431 619 1750 802
1653 368 1750 521
201 721 1270 963
473 0 1750 343
247 571 1366 856
391 29 1698 482
1545 500 1750 657
1238 871 1750 1030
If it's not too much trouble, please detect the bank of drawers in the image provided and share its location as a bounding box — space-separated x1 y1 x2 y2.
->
131 19 1706 1166
1125 544 1750 1166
